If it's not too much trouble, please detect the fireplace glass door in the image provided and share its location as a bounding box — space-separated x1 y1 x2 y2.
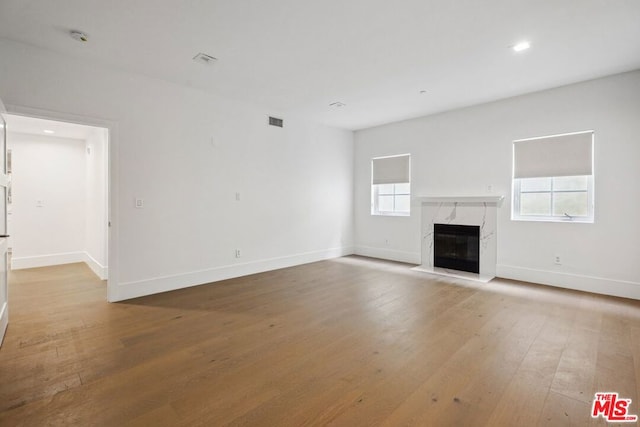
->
434 224 480 274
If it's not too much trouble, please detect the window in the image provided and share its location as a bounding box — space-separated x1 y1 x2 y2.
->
371 154 410 216
373 183 411 215
512 131 594 222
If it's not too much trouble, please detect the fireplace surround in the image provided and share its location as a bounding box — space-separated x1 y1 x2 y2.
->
413 195 503 282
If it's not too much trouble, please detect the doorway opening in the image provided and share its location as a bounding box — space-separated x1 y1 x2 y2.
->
4 114 110 288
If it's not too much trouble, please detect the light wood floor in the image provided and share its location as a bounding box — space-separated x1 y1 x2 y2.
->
1 257 639 426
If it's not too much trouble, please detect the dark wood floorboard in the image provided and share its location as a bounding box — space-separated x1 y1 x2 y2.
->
1 256 639 426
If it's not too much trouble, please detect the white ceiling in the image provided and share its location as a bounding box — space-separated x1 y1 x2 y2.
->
0 0 639 130
4 114 99 140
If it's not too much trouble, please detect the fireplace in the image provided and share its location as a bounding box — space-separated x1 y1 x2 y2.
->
434 223 480 274
415 196 501 282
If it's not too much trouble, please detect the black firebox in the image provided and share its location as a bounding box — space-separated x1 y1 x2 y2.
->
434 224 480 274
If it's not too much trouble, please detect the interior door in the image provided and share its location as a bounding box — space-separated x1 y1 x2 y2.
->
0 108 8 345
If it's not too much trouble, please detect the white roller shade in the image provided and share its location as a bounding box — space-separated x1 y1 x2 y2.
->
372 154 410 185
513 131 593 179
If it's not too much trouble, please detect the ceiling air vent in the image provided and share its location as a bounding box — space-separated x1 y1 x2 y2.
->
268 116 284 128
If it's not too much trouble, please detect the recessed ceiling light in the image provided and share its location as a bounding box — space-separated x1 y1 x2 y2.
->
43 129 55 134
512 41 531 52
419 90 427 95
70 30 89 42
329 102 346 108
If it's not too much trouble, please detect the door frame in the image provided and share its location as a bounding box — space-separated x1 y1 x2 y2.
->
6 104 119 302
0 107 8 344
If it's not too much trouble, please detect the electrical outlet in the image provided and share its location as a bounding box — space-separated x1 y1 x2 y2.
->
554 255 562 265
135 198 144 208
235 249 242 258
235 192 241 201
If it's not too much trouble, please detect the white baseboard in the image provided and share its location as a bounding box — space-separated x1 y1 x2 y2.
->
12 251 86 270
354 246 420 265
496 264 640 300
11 251 108 280
112 246 355 302
84 252 108 280
0 301 7 347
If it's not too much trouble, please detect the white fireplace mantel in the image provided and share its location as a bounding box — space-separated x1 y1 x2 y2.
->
413 195 501 283
415 195 504 204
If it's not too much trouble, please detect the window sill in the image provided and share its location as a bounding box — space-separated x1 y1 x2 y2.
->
511 216 593 224
372 212 410 217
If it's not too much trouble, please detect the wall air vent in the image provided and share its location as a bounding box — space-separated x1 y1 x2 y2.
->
268 116 284 128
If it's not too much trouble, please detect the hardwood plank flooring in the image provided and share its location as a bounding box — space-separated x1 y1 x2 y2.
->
1 256 640 426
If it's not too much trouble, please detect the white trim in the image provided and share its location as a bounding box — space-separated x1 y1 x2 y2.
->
496 264 640 300
354 245 420 264
5 104 116 301
416 195 504 204
12 251 86 270
84 252 108 280
371 153 412 160
11 250 107 279
513 129 595 143
371 212 411 217
0 301 7 347
510 216 594 224
112 246 355 302
0 239 6 347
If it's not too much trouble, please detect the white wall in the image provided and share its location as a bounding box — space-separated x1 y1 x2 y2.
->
355 70 640 299
0 39 354 301
85 127 108 279
8 133 87 268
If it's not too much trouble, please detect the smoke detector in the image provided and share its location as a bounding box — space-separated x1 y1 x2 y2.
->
70 30 88 42
193 52 217 65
